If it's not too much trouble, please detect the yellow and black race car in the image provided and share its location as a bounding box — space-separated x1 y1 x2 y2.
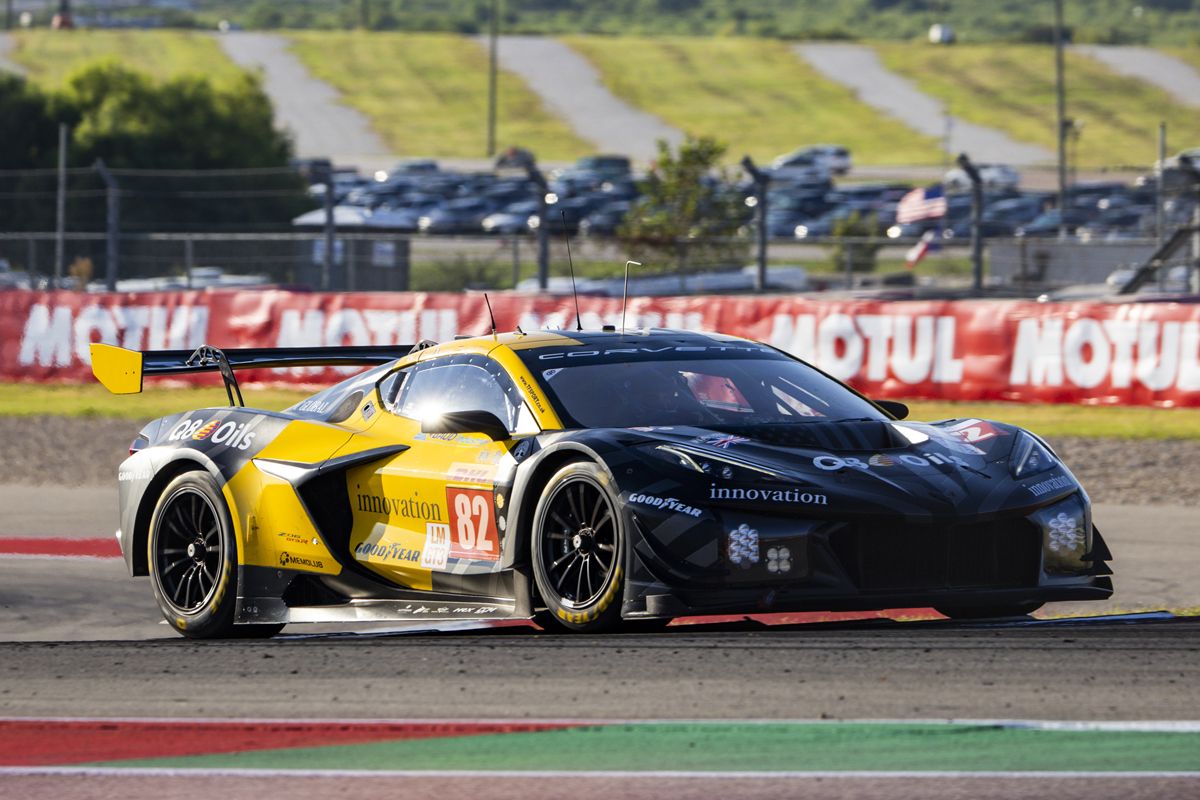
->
92 328 1111 638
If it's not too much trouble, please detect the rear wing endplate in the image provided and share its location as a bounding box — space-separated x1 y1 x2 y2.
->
90 343 415 406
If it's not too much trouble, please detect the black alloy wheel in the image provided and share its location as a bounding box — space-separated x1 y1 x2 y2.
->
147 471 282 639
154 486 223 613
532 462 624 632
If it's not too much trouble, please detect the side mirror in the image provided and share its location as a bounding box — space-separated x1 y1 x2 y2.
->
876 400 909 420
421 409 510 441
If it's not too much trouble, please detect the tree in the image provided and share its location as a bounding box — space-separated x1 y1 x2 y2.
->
0 63 310 232
829 210 884 273
617 135 749 273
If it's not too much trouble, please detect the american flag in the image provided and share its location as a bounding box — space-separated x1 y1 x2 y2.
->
896 185 947 224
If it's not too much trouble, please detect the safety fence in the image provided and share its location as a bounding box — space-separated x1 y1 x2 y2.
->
2 289 1198 407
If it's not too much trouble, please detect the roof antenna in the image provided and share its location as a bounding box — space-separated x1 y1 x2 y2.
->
561 210 583 331
483 292 498 339
620 260 641 334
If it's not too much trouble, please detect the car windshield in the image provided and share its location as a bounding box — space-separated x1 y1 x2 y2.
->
532 357 884 428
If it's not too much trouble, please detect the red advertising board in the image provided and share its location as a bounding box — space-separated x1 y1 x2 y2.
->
2 289 1198 407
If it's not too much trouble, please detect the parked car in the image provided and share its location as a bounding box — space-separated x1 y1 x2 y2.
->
481 200 541 235
774 145 852 176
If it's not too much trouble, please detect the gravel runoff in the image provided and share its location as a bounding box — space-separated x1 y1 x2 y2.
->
1075 45 1200 109
0 416 1195 507
794 43 1054 166
216 31 391 161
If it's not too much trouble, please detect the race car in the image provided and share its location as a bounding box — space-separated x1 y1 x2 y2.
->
91 328 1112 638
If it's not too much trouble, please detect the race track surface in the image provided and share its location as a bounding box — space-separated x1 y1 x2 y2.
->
794 43 1054 165
1 618 1198 720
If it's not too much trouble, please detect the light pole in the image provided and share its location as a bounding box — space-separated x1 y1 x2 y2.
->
1054 0 1068 240
741 155 769 293
486 0 499 157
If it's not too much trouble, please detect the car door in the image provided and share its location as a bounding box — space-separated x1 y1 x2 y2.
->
344 353 538 590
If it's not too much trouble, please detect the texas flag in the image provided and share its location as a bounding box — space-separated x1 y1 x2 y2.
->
905 230 940 269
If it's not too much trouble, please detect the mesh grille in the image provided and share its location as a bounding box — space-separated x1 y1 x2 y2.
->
831 519 1041 592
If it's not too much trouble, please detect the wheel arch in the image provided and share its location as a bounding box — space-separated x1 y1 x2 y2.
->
509 442 621 600
129 453 225 576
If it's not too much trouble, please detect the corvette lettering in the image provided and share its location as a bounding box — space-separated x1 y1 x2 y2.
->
628 493 703 517
709 486 827 505
536 344 770 360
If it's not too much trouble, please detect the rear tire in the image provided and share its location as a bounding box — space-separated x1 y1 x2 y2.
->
147 471 282 639
531 462 625 633
935 602 1043 620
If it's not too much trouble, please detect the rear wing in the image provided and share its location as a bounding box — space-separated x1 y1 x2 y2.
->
90 343 417 406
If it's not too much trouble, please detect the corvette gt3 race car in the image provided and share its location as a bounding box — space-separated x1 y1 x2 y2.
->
91 328 1112 638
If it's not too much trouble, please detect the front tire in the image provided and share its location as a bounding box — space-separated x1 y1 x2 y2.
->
147 471 281 639
531 462 625 633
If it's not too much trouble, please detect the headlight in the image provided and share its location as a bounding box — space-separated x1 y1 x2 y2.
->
651 444 780 482
1010 431 1056 478
1031 494 1091 574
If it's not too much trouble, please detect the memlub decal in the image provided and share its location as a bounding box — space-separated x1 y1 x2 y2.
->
447 487 500 561
709 485 827 505
279 551 325 570
628 493 703 518
167 417 258 451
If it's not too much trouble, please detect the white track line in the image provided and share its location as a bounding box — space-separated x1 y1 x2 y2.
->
3 767 1199 779
4 717 1200 732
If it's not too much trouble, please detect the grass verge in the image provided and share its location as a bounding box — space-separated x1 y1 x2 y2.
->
1 384 1196 439
875 43 1199 168
563 35 944 166
9 29 246 86
287 31 591 161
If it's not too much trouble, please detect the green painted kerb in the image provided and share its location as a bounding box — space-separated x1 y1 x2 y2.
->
95 723 1200 773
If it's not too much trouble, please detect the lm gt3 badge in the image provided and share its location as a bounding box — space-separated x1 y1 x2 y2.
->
167 417 258 450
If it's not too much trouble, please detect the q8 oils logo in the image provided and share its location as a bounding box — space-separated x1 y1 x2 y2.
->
167 416 258 450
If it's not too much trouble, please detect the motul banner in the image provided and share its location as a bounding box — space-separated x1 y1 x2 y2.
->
2 289 1199 407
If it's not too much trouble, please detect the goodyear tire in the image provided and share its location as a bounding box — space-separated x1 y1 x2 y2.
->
147 472 282 639
531 462 624 633
935 602 1043 620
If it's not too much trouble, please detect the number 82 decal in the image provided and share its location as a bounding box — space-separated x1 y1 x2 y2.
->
447 488 500 561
